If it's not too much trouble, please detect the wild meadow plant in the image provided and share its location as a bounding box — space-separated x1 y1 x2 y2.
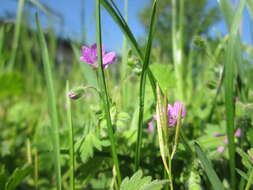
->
1 0 253 190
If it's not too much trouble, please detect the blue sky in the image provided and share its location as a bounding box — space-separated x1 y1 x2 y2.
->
1 0 252 52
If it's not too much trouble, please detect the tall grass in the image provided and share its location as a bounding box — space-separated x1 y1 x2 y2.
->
9 0 25 71
134 0 158 171
219 0 247 188
36 14 62 190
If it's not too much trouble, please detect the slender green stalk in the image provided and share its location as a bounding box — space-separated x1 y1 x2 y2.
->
26 139 32 164
36 14 62 190
66 81 75 190
9 0 25 70
168 157 173 190
134 0 158 171
120 0 129 108
170 106 182 160
171 0 184 101
223 1 247 188
34 149 38 190
95 0 121 186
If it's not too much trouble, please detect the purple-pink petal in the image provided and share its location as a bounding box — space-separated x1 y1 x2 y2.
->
167 101 186 127
80 43 116 68
217 146 225 153
235 128 241 137
147 120 155 133
223 137 228 144
103 52 117 67
213 133 225 137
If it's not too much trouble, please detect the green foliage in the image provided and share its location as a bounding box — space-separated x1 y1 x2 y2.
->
194 142 224 190
139 0 221 57
77 131 107 163
0 72 24 99
149 64 175 92
120 170 168 190
5 164 32 190
1 0 253 189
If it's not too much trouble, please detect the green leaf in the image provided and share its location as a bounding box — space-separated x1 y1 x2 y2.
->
5 164 32 190
194 142 224 190
149 64 175 92
236 148 253 170
120 170 168 190
0 72 24 100
140 180 169 190
236 168 249 181
79 132 104 163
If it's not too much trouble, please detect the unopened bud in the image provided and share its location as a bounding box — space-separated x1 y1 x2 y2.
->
68 87 85 100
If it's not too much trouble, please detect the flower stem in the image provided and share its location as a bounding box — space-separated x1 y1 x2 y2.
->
95 0 121 186
66 81 75 190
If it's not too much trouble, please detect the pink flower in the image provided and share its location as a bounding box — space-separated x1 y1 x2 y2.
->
148 101 186 131
80 43 117 68
214 128 242 153
223 137 228 144
167 101 186 127
147 120 155 133
235 128 241 137
217 146 225 153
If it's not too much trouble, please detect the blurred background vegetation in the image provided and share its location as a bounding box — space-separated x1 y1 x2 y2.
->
0 0 253 189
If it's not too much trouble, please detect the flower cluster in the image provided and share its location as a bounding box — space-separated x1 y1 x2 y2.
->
80 43 117 68
214 128 242 153
168 101 186 127
147 101 186 132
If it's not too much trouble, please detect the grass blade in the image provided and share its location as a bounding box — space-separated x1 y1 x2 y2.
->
36 14 62 190
101 0 141 58
28 0 52 16
95 0 121 186
218 0 233 28
100 0 156 96
66 81 75 190
194 142 224 190
9 0 25 70
222 0 247 188
120 0 129 108
134 0 158 171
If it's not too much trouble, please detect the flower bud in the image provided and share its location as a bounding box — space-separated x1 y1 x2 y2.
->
68 87 85 100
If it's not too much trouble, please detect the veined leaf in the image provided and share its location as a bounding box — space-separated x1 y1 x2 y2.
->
79 132 104 163
120 170 168 190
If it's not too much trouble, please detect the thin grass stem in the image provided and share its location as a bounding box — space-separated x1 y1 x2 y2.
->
66 81 75 190
95 0 121 186
36 14 62 190
134 0 158 171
